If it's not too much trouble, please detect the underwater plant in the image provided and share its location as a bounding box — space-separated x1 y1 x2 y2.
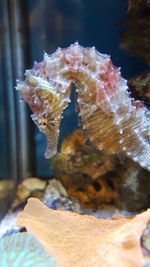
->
16 43 150 170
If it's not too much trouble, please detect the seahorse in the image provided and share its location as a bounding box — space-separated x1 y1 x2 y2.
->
16 43 150 170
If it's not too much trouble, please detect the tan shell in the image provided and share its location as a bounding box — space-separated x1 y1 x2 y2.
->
17 198 150 267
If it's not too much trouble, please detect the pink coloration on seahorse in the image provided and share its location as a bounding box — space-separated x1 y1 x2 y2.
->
16 43 150 171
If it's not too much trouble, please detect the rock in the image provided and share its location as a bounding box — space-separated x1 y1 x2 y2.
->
120 0 150 65
128 72 150 109
42 179 81 213
11 177 47 210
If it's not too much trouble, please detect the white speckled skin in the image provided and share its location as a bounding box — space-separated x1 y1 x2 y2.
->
16 43 150 170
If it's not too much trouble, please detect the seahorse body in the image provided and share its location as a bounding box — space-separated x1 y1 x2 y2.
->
16 43 150 170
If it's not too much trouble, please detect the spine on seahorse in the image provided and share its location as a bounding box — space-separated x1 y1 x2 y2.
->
16 43 150 170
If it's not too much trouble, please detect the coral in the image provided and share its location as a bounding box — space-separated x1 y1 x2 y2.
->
16 43 150 171
17 198 150 267
52 129 150 211
52 129 118 206
0 232 58 267
120 0 150 64
52 129 116 179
